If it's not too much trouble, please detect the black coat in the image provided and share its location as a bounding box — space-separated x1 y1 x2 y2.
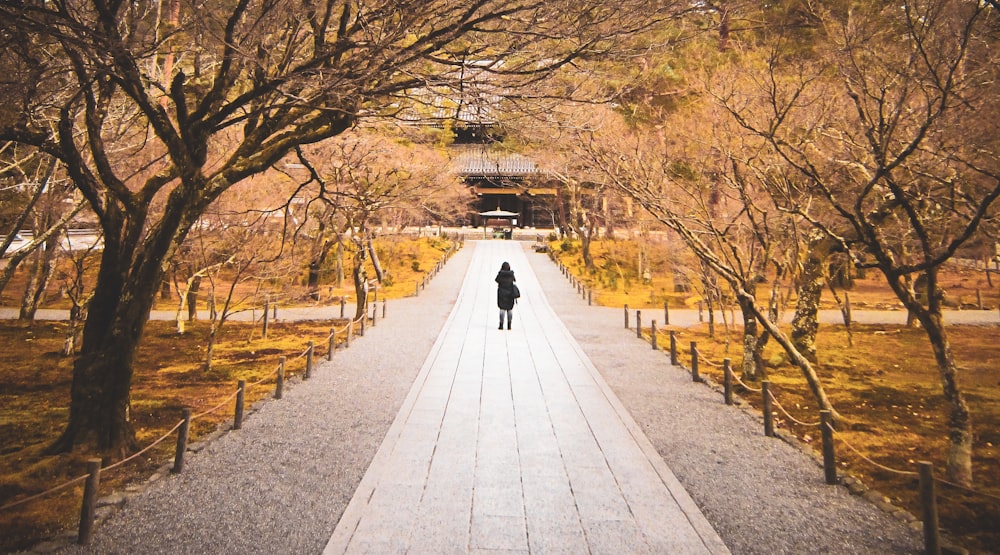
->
495 269 517 310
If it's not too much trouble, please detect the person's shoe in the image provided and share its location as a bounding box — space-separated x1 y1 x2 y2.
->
499 323 503 330
507 322 512 330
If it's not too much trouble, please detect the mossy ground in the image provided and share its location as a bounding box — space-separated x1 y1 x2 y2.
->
0 236 458 552
552 237 1000 554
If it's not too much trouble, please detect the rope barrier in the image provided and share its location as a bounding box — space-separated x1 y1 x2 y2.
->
826 422 918 477
103 419 186 473
767 391 821 427
694 348 724 368
248 365 277 388
730 372 762 393
0 304 372 519
192 387 242 421
935 476 1000 503
0 474 89 512
0 278 411 529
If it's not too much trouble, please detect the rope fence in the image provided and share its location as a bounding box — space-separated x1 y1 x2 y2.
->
610 301 997 555
769 392 822 428
729 370 762 393
825 422 917 477
102 420 187 473
2 239 464 547
0 474 89 513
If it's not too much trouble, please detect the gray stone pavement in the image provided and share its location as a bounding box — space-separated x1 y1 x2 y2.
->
324 240 730 554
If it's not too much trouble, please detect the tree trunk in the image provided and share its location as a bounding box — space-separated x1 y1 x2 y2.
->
918 312 973 486
335 239 344 288
47 230 159 455
737 288 843 422
307 238 331 301
48 197 188 455
367 239 385 283
307 261 322 300
205 325 217 372
160 277 172 300
352 246 369 321
738 295 758 380
581 229 594 270
791 237 829 363
18 247 45 321
899 268 974 486
187 275 201 321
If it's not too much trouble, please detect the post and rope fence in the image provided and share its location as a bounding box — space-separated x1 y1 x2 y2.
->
2 239 468 547
611 296 998 554
0 294 403 547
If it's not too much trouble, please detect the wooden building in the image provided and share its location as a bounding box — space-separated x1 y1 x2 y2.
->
453 148 559 229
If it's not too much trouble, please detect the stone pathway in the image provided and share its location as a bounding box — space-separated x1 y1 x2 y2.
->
324 240 729 554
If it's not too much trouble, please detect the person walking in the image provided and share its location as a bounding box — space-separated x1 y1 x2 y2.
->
495 261 518 330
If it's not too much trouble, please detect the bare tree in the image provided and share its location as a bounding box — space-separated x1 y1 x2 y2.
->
57 229 102 356
0 153 86 300
716 0 1000 485
296 129 460 320
0 0 684 454
569 95 845 421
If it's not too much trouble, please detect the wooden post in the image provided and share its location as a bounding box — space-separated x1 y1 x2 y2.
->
262 300 270 339
415 281 420 296
636 310 642 339
340 298 346 318
346 323 352 347
234 380 245 430
172 408 192 474
305 341 314 379
977 288 983 310
690 342 700 382
382 299 387 318
275 357 285 399
624 304 629 329
328 330 335 361
664 301 670 325
651 320 658 350
821 410 837 484
669 331 677 365
698 301 704 322
371 305 377 327
360 314 366 336
918 461 941 555
587 290 592 306
762 380 774 437
272 302 278 320
77 458 101 545
723 359 733 405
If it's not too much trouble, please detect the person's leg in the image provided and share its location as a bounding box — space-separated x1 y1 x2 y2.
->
506 309 513 330
498 309 505 329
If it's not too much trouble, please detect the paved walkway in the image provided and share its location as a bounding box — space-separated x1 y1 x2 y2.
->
324 241 729 554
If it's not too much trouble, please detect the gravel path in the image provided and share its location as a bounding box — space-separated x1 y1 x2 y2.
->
52 241 924 554
522 246 924 555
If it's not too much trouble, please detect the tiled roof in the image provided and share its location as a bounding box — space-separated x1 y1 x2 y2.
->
455 151 539 176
